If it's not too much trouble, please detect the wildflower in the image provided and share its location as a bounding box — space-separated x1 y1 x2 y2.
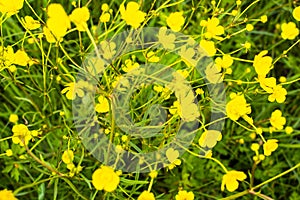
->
120 1 146 28
268 85 287 103
146 51 159 62
14 50 30 66
175 190 194 200
221 170 247 192
215 54 233 74
95 95 110 113
201 17 224 39
196 88 204 95
0 0 24 14
258 76 276 93
9 114 18 123
12 124 32 146
200 40 216 56
137 191 155 200
285 126 293 134
251 143 260 152
62 150 74 164
198 130 222 148
46 4 71 41
246 24 254 31
263 139 278 156
226 94 251 121
61 82 85 100
179 45 197 67
253 50 272 77
92 166 120 192
0 189 18 200
5 149 13 157
167 12 185 32
100 12 110 23
279 76 286 83
281 22 299 40
293 6 300 21
122 59 139 72
43 27 56 43
260 15 268 23
101 3 109 12
166 148 181 170
22 16 40 30
100 41 116 60
157 27 176 50
149 170 158 179
270 110 286 130
69 7 90 31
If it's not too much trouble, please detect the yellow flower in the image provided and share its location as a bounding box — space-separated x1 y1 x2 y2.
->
137 191 155 200
43 26 56 43
268 85 287 103
258 76 276 93
166 148 181 170
5 149 13 157
100 12 110 23
14 49 30 66
100 41 116 60
201 17 224 39
69 7 90 31
23 16 40 30
285 126 293 134
293 6 300 21
9 114 18 123
61 82 84 100
166 12 185 32
215 54 233 71
0 0 24 14
270 110 286 130
260 15 268 23
95 95 110 113
226 94 251 121
246 24 254 32
221 170 247 192
263 139 278 156
198 130 222 148
92 166 120 192
12 124 32 146
120 1 146 28
146 51 160 62
175 190 194 200
157 27 176 50
46 4 71 41
122 59 139 72
62 150 74 164
253 50 272 77
200 40 216 56
0 189 18 200
281 22 299 40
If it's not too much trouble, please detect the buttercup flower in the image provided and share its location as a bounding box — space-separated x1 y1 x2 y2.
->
0 189 18 200
23 16 40 30
137 191 155 200
9 114 18 123
157 27 176 50
61 82 85 100
198 130 222 148
201 17 224 39
263 139 278 156
253 50 272 77
122 59 139 72
45 3 71 42
69 7 90 31
0 0 24 14
293 6 300 21
200 40 216 56
270 110 286 130
14 50 30 66
167 12 185 32
120 2 146 28
175 190 194 200
62 150 74 164
166 148 181 170
226 94 251 121
12 124 32 146
221 170 247 192
281 22 299 40
268 84 287 103
95 95 110 113
92 166 120 192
